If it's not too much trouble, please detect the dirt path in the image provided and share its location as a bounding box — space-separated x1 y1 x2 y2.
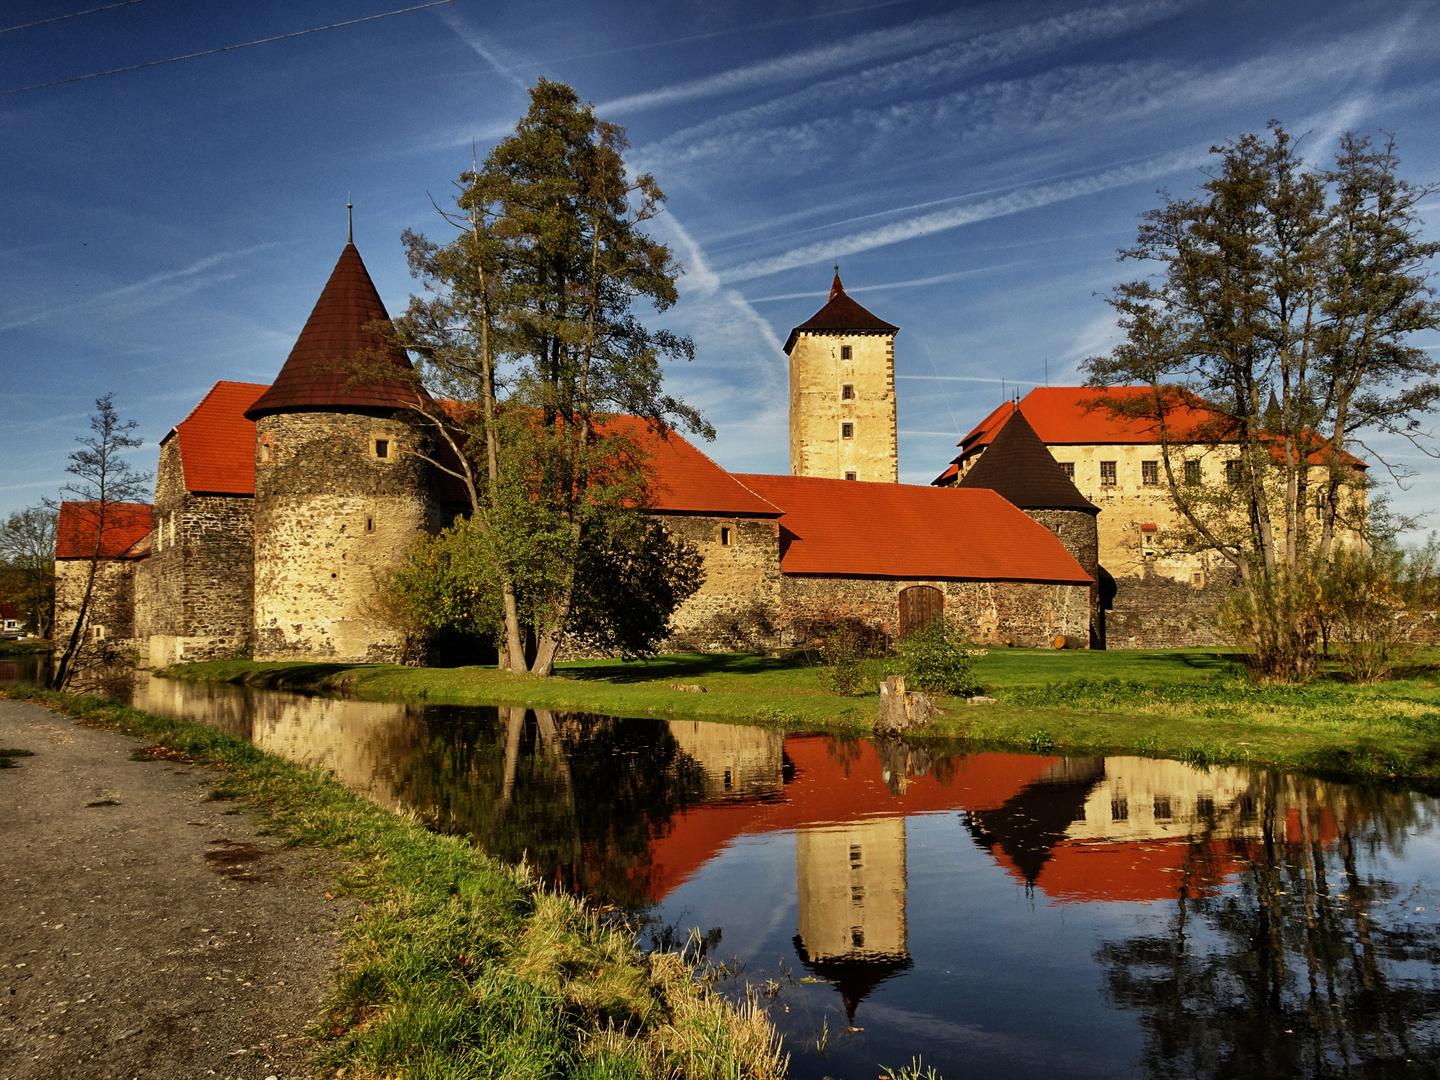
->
0 698 352 1080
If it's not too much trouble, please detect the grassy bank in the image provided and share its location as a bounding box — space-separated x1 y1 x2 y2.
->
160 648 1440 786
0 682 786 1080
0 639 52 656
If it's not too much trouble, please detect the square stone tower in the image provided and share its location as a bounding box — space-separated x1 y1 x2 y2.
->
784 271 898 482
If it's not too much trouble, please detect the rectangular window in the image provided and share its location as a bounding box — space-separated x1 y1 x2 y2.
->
374 438 390 459
1226 460 1244 485
1100 461 1117 486
841 423 854 439
1184 460 1202 486
840 345 852 360
1059 462 1075 479
844 471 857 481
365 516 375 534
841 384 854 400
719 526 732 546
1142 460 1159 486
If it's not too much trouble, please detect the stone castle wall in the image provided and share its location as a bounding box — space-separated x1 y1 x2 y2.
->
1106 565 1239 649
789 331 898 482
777 576 1091 648
662 515 784 651
138 439 255 664
1024 508 1101 645
54 558 141 653
252 410 441 663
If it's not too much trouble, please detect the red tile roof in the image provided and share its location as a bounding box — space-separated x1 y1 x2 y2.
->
952 387 1366 469
731 474 1090 583
783 272 898 354
168 381 268 495
55 502 153 560
246 242 428 420
602 416 782 517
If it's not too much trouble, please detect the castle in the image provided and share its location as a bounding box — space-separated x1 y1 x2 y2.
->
55 238 1127 664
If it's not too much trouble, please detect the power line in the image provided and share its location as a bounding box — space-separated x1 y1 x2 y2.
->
1 0 456 96
1 1 148 36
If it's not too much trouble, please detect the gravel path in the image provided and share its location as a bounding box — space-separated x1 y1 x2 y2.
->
0 698 352 1080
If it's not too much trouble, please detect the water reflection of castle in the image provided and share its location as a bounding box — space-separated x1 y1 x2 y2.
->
120 678 1352 1026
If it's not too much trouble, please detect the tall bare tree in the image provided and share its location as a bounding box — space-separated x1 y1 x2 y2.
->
49 394 152 690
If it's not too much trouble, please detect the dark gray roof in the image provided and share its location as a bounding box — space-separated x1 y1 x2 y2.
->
957 409 1097 512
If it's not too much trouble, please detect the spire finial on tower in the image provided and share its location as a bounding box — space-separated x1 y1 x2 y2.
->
829 264 844 301
347 193 354 245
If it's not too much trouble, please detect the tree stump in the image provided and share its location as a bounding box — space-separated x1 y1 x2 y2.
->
877 675 941 732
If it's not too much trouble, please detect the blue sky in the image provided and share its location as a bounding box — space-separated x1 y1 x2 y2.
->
3 0 1439 535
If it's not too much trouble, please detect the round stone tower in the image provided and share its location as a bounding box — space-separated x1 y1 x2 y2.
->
785 270 899 482
954 409 1104 645
244 239 440 662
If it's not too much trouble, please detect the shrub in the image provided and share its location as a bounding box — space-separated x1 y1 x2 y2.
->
898 617 977 697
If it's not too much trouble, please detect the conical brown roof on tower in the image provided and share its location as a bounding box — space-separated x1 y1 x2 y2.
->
246 242 425 420
783 271 898 354
957 409 1097 512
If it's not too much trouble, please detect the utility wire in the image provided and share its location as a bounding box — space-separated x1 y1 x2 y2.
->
1 0 147 35
1 0 456 96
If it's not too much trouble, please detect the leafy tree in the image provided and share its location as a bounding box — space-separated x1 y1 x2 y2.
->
1087 126 1440 678
0 505 57 638
49 394 152 690
387 79 710 674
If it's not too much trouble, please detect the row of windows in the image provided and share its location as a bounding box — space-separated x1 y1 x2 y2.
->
1068 459 1210 486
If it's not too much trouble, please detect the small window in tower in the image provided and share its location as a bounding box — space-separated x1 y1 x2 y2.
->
365 516 375 534
841 384 854 400
1060 462 1075 479
1100 460 1117 486
1142 460 1160 486
841 345 852 360
1184 460 1202 486
259 442 272 463
720 526 733 546
851 927 865 948
841 422 854 439
845 471 857 481
374 438 390 459
1226 459 1244 485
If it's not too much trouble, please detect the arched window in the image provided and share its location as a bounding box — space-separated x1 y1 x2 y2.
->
898 585 943 637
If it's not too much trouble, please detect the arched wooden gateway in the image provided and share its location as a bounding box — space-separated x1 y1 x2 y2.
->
898 585 943 637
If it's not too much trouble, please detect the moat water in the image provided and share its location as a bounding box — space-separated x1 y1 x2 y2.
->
6 658 1440 1079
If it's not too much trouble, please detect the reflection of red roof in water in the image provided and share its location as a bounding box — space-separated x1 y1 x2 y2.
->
1017 839 1246 904
634 737 1061 900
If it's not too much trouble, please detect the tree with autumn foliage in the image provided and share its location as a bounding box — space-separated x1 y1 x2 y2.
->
1086 126 1440 678
388 80 710 674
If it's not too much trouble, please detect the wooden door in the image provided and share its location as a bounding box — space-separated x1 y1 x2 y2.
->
898 585 943 637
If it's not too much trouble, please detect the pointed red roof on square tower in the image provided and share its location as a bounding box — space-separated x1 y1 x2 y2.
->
245 242 427 420
783 270 898 354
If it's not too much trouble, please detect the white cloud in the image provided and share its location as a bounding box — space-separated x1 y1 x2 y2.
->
717 148 1203 282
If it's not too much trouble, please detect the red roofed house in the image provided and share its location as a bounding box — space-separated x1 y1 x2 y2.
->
78 247 1099 663
53 501 153 651
934 387 1368 647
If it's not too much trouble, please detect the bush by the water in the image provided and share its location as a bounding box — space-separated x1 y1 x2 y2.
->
899 619 977 697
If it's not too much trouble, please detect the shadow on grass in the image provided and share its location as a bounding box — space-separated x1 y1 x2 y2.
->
554 652 815 684
226 662 370 688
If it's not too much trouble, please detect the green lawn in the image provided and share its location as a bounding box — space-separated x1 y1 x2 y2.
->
160 647 1440 787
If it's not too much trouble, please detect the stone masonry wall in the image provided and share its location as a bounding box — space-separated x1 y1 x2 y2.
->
139 438 255 663
1107 565 1238 649
661 515 784 651
1025 508 1101 644
789 330 898 482
253 410 440 663
778 576 1091 647
54 558 140 652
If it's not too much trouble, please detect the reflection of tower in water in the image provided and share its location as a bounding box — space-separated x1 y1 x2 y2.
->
794 818 912 1024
